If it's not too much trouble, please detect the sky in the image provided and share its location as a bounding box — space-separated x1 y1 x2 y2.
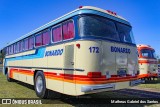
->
0 0 160 55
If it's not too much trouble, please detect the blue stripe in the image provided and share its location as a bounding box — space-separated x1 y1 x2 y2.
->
4 48 46 67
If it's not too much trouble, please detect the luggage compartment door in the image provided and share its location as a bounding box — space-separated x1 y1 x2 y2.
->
63 44 76 95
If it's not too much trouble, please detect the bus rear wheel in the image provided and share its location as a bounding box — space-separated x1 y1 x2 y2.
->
34 71 48 99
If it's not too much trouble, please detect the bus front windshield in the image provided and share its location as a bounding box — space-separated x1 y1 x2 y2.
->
141 49 157 59
79 15 135 44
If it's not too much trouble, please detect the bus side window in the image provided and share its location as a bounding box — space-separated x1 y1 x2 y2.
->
29 36 34 49
11 45 13 54
35 34 42 47
52 25 62 42
6 47 8 55
63 20 74 40
24 39 29 50
19 41 24 52
9 45 12 54
8 46 10 54
17 42 20 53
13 44 16 53
42 30 50 45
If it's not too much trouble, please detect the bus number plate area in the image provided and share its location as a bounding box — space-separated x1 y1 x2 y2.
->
117 69 126 77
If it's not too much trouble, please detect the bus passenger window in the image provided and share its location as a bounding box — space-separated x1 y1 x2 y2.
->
42 31 50 45
24 39 29 50
8 46 10 54
6 47 8 55
9 45 13 54
52 25 62 42
19 41 23 52
35 34 42 47
63 20 74 40
13 44 16 53
17 42 20 52
29 37 34 49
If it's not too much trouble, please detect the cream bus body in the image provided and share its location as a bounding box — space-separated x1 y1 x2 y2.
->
2 6 141 98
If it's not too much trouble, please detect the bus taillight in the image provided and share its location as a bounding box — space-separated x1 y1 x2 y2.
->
87 72 101 78
76 43 80 48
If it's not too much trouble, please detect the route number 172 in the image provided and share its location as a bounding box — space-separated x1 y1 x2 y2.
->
89 47 99 53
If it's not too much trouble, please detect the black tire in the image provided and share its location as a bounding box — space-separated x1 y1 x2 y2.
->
34 71 48 99
7 71 13 82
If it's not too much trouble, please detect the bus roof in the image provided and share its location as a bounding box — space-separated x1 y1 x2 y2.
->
4 6 131 48
137 44 154 50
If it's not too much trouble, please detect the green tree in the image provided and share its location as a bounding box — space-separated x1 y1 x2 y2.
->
0 49 5 63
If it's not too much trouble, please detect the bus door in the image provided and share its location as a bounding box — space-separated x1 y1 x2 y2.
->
63 44 76 95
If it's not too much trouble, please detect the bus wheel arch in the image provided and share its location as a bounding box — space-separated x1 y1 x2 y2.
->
5 67 8 75
6 67 13 82
34 70 48 99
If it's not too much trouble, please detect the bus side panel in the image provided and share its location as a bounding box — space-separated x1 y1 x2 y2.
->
46 45 64 94
32 48 47 68
6 50 35 85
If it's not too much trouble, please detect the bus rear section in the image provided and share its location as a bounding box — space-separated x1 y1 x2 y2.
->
137 44 159 79
74 14 141 95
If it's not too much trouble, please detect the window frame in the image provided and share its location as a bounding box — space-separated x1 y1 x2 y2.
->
78 15 120 41
13 43 17 54
51 24 63 43
35 29 51 48
29 36 35 50
62 19 75 41
17 42 19 53
140 49 156 59
6 47 8 55
35 33 43 48
42 29 51 46
19 40 24 52
24 38 29 51
78 15 136 45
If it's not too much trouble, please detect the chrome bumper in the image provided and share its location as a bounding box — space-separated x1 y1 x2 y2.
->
81 84 115 92
130 79 144 86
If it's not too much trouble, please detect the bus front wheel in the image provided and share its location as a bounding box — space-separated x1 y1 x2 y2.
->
34 71 48 99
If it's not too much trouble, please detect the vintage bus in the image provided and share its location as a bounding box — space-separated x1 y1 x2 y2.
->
137 44 159 79
2 6 142 98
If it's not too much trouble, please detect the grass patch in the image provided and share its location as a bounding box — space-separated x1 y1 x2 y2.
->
137 78 160 91
0 72 37 98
